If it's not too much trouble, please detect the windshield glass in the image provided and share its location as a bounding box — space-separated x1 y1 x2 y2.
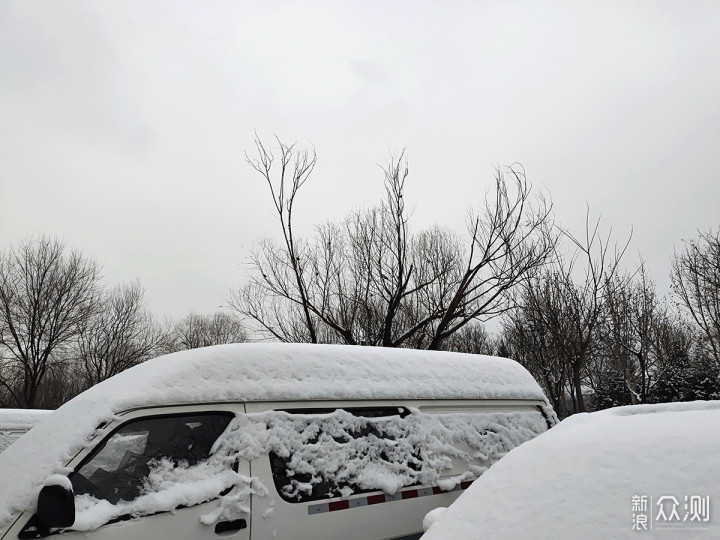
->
69 413 233 504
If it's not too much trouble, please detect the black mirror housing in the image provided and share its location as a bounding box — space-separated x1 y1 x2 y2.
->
37 484 75 531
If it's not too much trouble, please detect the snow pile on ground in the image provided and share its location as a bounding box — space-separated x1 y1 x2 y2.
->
69 408 547 531
422 400 720 540
0 343 548 527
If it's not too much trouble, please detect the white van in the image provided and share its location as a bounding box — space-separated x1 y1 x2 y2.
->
0 409 52 454
0 343 556 540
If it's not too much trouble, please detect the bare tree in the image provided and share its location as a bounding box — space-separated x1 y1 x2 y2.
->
77 280 164 389
600 266 680 404
33 360 86 409
425 165 555 349
241 136 319 342
502 274 573 417
167 311 247 352
233 146 462 346
502 212 631 415
671 228 720 367
441 321 495 355
232 137 555 350
0 236 100 408
555 214 631 412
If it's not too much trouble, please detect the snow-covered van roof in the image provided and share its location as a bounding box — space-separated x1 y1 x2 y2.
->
92 342 547 405
0 343 548 526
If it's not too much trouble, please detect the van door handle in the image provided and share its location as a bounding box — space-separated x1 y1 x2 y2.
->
214 519 247 534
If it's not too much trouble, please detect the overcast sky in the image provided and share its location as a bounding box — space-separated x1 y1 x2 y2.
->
1 0 719 322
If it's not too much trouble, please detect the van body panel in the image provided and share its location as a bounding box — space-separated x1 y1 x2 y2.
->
0 398 548 540
244 398 546 539
248 443 466 540
3 502 248 540
0 344 555 540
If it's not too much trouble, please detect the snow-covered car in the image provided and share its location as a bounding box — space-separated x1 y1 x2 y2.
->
0 343 557 540
0 409 52 453
422 400 720 539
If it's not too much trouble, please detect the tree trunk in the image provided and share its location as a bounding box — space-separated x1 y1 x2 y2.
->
572 361 586 413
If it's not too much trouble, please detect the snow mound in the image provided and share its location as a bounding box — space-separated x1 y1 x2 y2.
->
423 507 447 532
423 400 720 540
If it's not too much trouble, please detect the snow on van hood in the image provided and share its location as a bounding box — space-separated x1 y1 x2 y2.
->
0 343 548 527
423 400 720 539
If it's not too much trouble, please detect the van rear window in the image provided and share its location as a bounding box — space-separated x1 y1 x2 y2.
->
265 407 549 505
268 407 416 503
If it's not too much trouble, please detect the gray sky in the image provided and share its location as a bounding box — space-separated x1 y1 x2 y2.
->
1 0 719 321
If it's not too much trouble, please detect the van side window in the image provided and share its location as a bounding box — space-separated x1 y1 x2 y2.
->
69 413 233 505
269 407 411 503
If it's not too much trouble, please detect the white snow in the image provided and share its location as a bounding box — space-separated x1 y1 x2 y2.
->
0 343 549 528
257 408 546 500
0 409 52 429
0 409 52 453
41 474 73 491
422 400 720 540
0 435 11 454
70 408 547 531
423 507 447 532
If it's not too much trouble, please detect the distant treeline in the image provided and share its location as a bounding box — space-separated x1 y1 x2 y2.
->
2 139 719 415
0 236 246 408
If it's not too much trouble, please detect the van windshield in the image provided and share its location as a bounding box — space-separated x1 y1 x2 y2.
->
69 413 233 504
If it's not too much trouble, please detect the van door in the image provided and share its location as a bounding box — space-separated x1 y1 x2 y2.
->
6 407 250 540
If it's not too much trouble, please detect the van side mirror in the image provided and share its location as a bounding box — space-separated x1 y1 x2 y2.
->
37 483 75 532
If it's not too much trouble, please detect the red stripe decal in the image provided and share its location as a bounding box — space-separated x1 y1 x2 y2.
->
329 500 350 512
312 481 478 515
367 494 386 505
